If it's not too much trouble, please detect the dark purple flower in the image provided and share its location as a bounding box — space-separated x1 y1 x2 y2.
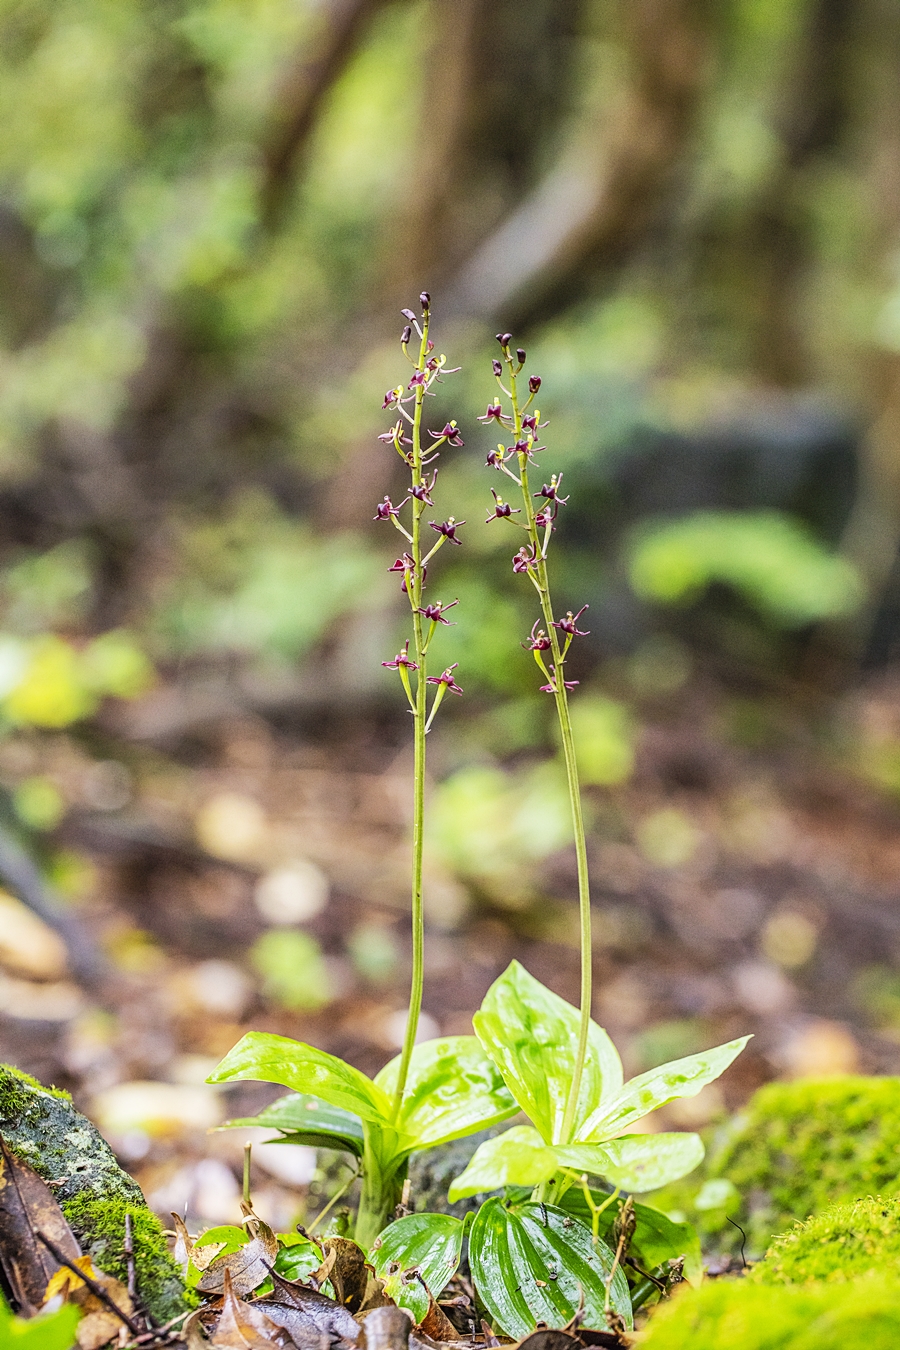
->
534 507 556 531
478 403 504 423
426 664 463 696
374 495 407 520
410 469 438 505
408 370 426 389
552 605 590 637
528 375 541 394
535 475 568 503
401 325 412 345
401 308 417 323
382 641 418 671
383 388 400 409
512 545 538 574
486 447 508 469
523 621 551 652
420 291 431 310
429 517 465 544
496 332 512 346
417 599 459 625
540 674 579 694
516 348 526 364
486 490 519 522
429 422 464 446
388 553 415 574
492 359 503 377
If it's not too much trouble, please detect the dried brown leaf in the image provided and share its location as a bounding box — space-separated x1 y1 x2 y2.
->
0 1134 81 1315
323 1237 369 1313
264 1265 362 1342
358 1304 412 1350
210 1269 293 1348
197 1218 278 1297
416 1300 457 1343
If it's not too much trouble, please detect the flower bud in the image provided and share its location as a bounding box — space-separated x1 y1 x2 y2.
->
420 291 431 310
401 325 412 345
492 359 503 377
528 375 541 393
516 348 526 364
496 332 512 347
401 308 417 322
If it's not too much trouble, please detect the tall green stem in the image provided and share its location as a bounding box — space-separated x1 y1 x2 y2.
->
507 356 592 1146
390 315 430 1122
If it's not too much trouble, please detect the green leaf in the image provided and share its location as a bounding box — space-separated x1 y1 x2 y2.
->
448 1127 559 1200
578 1037 750 1140
207 1033 395 1129
372 1212 465 1323
375 1036 517 1149
559 1191 703 1287
220 1091 365 1156
468 1199 632 1338
559 1133 704 1193
274 1237 324 1284
0 1291 80 1349
473 962 623 1144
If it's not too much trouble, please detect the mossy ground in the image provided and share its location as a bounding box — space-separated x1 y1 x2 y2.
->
750 1195 900 1287
654 1077 900 1255
639 1276 900 1349
62 1192 196 1325
0 1063 191 1325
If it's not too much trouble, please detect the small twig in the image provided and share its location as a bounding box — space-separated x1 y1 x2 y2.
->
36 1230 143 1337
623 1255 666 1291
124 1211 136 1301
307 1163 361 1235
727 1215 748 1268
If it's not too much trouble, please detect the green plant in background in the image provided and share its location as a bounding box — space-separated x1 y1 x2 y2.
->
627 510 863 626
210 300 519 1249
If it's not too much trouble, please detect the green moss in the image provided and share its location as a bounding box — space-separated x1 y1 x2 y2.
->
750 1196 900 1286
62 1192 196 1325
640 1276 900 1349
0 1064 192 1324
654 1077 900 1255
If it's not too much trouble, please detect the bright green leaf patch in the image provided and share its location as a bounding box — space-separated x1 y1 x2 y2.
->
220 1092 365 1156
558 1189 703 1288
0 1292 80 1349
374 1036 517 1150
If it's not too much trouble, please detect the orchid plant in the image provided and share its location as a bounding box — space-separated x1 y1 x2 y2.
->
208 309 749 1336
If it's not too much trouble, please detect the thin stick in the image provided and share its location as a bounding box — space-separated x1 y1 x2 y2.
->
307 1163 361 1235
36 1230 143 1338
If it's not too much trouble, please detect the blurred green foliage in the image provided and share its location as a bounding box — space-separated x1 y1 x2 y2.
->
628 512 863 626
250 928 333 1010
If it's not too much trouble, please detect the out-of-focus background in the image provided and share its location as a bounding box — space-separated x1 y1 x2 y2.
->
3 0 900 1231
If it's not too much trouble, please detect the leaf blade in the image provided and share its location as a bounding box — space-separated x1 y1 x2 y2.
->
578 1037 750 1140
473 962 623 1144
448 1127 558 1201
372 1212 465 1323
207 1033 394 1128
220 1092 365 1157
468 1199 631 1338
557 1133 704 1193
375 1036 517 1149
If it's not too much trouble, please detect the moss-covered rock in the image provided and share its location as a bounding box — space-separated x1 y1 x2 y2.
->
750 1195 900 1286
639 1276 900 1349
0 1063 190 1324
654 1077 900 1255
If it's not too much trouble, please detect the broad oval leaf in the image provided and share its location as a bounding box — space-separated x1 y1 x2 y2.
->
578 1037 751 1141
448 1127 558 1201
207 1033 395 1128
469 1198 632 1338
375 1036 517 1149
372 1212 465 1323
473 962 623 1145
559 1190 703 1288
555 1133 704 1193
220 1092 365 1156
